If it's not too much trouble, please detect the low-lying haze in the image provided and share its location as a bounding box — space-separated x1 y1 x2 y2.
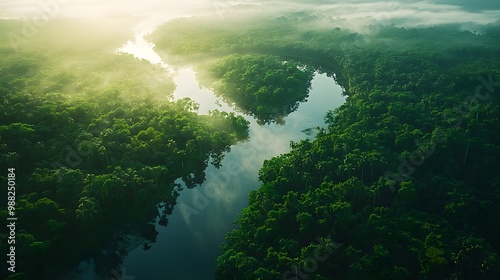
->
1 0 499 30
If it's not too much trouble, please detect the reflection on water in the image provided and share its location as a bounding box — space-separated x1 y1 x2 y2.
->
121 70 345 280
172 68 234 114
117 33 174 73
75 23 345 280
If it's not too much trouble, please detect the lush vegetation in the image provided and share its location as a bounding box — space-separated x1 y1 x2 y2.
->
0 19 249 280
201 54 314 124
2 10 500 280
151 15 500 279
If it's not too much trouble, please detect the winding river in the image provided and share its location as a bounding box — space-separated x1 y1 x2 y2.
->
78 23 345 280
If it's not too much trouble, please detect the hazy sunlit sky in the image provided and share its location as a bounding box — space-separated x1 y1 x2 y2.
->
1 0 499 28
0 0 222 19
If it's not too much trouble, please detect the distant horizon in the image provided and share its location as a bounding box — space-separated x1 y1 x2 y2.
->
1 0 499 30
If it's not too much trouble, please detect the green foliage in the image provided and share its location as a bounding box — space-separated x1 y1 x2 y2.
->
204 54 314 124
0 19 249 280
146 15 500 280
2 12 500 280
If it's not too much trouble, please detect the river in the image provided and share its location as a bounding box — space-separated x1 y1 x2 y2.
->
75 24 345 280
2 2 497 279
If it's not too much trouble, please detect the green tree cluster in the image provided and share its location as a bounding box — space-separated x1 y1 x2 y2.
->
204 54 314 124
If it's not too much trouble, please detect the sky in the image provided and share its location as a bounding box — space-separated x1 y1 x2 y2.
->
1 0 499 29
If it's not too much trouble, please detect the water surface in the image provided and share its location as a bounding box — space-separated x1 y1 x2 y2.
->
120 68 345 279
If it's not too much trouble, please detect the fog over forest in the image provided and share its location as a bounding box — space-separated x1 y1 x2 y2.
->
1 0 499 28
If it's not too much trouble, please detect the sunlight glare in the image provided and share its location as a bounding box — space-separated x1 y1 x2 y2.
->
116 32 174 73
60 0 211 18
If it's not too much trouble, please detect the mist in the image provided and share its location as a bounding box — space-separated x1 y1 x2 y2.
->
1 0 499 31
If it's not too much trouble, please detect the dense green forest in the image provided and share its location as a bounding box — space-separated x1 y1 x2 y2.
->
200 54 314 124
0 19 249 280
150 15 500 279
1 10 500 280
